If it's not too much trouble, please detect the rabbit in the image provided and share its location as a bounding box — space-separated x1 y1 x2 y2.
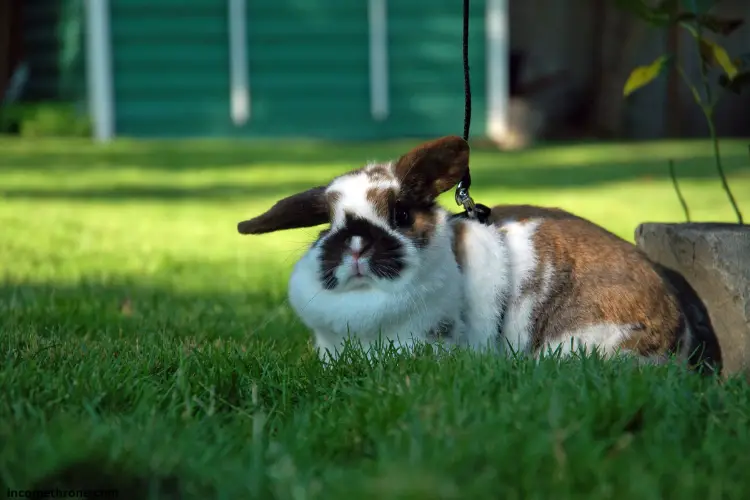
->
237 136 716 372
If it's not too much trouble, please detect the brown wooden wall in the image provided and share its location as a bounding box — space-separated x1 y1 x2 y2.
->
508 0 750 140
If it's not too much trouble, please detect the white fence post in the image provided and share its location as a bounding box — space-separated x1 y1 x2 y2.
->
228 0 250 125
368 0 389 121
486 0 508 141
84 0 115 141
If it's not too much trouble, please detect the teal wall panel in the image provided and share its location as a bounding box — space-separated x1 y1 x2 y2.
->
386 0 487 138
241 0 373 139
110 0 232 137
108 0 487 139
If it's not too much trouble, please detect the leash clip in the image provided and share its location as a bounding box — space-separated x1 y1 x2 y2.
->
455 185 477 219
454 183 491 224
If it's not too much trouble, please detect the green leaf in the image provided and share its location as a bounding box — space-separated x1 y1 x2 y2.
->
681 23 740 79
623 55 674 97
702 39 739 78
718 71 750 94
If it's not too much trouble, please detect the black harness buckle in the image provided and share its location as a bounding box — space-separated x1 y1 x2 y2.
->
452 184 491 223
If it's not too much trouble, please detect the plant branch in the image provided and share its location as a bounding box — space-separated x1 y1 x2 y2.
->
668 159 691 222
676 64 704 105
704 114 742 223
693 21 744 224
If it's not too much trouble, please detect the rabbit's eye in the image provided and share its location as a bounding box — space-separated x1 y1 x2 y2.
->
391 203 412 227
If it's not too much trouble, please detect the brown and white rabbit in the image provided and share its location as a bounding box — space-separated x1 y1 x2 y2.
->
237 136 710 369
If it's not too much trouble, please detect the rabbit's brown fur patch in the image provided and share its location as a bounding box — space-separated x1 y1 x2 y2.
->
489 204 581 224
364 187 438 248
525 216 683 356
365 164 394 182
402 210 439 249
366 187 395 219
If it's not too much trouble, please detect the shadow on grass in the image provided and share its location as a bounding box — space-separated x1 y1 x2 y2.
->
0 277 294 344
0 150 748 203
470 154 749 191
0 139 412 172
0 181 324 202
1 139 748 197
0 137 742 168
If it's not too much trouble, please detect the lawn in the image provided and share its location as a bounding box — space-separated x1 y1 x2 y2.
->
1 137 750 499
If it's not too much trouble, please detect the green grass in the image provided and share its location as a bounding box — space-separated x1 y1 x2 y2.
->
1 137 749 499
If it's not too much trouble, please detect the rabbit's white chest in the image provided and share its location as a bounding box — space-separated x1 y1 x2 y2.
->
288 236 463 360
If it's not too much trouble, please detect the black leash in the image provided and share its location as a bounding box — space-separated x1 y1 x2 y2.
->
453 0 491 224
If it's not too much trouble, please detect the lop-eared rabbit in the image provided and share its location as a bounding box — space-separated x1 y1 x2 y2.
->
238 136 717 372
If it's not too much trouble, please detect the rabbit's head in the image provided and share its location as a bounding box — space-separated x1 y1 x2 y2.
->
238 136 469 294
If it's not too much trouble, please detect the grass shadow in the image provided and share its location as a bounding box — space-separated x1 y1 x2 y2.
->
471 154 749 191
0 275 296 345
0 181 322 202
0 139 748 203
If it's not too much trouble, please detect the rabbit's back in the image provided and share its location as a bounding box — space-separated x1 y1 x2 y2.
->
458 205 689 360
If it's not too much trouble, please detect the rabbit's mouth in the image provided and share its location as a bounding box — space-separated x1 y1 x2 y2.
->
340 257 377 289
342 275 373 291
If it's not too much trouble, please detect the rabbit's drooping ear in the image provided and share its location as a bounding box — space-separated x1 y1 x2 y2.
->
394 135 470 202
237 186 329 234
